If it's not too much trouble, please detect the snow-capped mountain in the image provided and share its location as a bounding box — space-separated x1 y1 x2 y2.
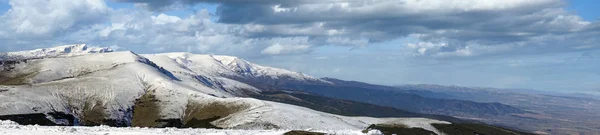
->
0 44 113 60
0 45 451 133
144 53 330 84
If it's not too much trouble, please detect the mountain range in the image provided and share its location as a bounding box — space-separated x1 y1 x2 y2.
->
2 44 594 134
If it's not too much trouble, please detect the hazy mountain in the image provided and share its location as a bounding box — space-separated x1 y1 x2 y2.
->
393 84 600 134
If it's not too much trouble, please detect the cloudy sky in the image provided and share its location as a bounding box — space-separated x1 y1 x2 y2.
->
0 0 598 93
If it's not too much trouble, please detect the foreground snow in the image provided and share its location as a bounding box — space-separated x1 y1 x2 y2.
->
0 120 381 135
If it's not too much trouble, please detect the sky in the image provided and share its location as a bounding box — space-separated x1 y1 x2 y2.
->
0 0 598 93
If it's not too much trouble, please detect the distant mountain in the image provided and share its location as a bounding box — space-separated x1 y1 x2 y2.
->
393 84 600 135
250 90 470 123
273 79 527 116
234 75 599 134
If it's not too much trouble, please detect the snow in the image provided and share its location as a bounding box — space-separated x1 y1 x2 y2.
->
142 53 261 97
256 101 449 135
146 53 331 84
1 45 450 134
0 120 385 135
1 44 112 60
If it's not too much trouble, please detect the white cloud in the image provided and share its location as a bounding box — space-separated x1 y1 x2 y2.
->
0 0 598 59
151 13 182 25
406 42 448 56
1 0 109 36
261 43 311 55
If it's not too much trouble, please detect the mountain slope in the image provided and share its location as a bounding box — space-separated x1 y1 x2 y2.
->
146 53 328 83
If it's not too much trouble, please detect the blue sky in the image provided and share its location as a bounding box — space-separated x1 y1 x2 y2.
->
0 0 599 93
568 0 600 21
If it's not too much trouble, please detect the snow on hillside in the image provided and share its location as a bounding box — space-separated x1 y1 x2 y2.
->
142 53 261 97
0 44 113 60
0 45 450 134
257 101 449 135
0 120 383 135
144 53 330 84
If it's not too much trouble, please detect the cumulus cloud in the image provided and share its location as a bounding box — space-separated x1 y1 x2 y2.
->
1 0 599 59
261 43 311 55
116 0 600 58
1 0 109 36
0 1 315 57
0 0 111 52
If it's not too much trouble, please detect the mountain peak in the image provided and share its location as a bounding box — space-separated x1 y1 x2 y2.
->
212 56 254 75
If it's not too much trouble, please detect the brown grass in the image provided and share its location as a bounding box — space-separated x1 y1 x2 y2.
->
180 100 251 128
185 101 246 120
80 98 108 126
131 90 162 127
0 72 36 85
57 93 108 126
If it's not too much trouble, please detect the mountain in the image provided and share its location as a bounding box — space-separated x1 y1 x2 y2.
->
394 84 600 135
0 44 113 61
142 53 331 94
245 77 527 117
0 45 492 135
149 55 528 118
278 76 599 134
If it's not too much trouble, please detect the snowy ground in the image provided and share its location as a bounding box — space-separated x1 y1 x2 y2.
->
0 120 382 135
